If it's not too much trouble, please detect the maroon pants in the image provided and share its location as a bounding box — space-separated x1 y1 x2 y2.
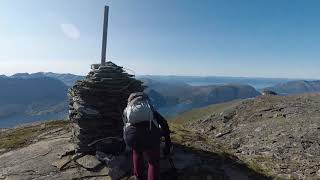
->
132 148 160 180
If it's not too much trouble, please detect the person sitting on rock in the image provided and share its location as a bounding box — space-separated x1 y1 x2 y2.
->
123 92 172 180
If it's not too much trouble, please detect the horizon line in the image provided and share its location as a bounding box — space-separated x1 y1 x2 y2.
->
1 71 319 80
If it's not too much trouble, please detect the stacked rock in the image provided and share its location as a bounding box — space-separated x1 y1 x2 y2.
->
68 61 145 154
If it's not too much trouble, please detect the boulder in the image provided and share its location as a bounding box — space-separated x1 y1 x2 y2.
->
262 90 278 96
76 155 102 170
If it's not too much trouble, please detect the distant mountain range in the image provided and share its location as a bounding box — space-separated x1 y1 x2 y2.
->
264 80 320 95
0 76 68 127
138 75 294 89
9 72 84 86
142 78 260 116
0 72 319 127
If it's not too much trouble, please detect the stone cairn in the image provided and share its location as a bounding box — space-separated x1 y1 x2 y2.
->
68 61 145 154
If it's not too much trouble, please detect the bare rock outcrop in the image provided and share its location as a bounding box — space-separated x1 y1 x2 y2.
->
186 93 320 179
0 124 233 180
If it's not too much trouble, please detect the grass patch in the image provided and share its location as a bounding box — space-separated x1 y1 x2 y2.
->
170 100 241 125
169 122 228 155
0 120 70 152
169 123 272 180
247 158 272 176
244 155 287 180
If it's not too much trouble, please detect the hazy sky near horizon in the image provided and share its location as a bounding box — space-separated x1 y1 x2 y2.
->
1 0 320 78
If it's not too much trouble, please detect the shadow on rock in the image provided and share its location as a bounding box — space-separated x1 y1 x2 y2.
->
158 143 273 180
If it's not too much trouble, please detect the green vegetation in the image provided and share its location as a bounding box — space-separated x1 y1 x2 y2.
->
168 100 242 154
0 120 69 153
169 122 272 180
245 156 276 177
170 100 240 125
170 124 231 158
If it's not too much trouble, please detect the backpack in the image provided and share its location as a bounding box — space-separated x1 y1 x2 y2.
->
123 92 158 131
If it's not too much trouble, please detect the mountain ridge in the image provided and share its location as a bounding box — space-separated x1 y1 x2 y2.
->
1 72 319 128
0 76 68 127
141 78 260 116
264 80 320 95
0 74 261 127
9 72 84 86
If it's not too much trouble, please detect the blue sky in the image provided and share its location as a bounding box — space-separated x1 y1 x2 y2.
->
0 0 320 78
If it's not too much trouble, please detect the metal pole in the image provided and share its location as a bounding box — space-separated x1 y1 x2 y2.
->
101 6 109 66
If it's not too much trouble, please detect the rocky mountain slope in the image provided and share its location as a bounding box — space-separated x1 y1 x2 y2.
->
1 93 319 179
174 93 320 179
0 121 271 180
264 80 320 95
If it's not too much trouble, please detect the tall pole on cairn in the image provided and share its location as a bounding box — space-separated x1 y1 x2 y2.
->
101 6 109 66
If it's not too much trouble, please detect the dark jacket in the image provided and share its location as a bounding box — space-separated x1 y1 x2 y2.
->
124 111 171 151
